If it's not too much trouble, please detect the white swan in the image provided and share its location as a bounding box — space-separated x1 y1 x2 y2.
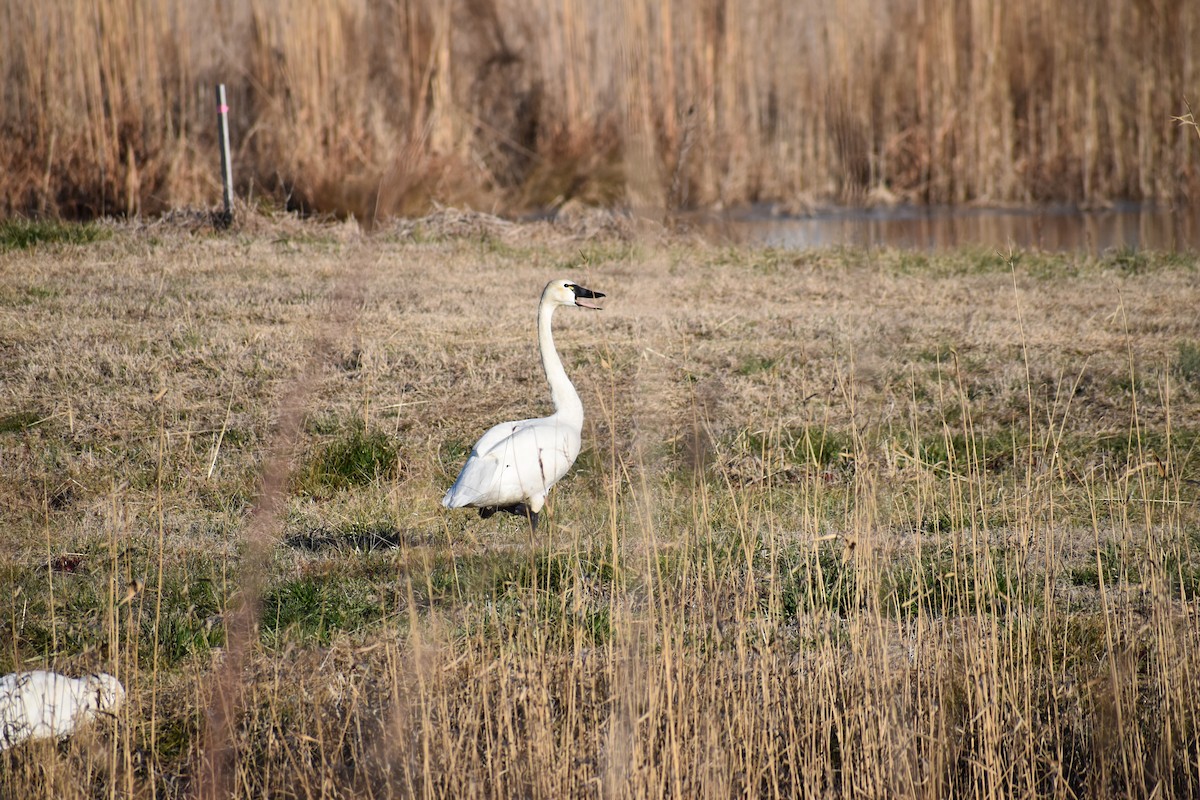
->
0 670 124 750
442 278 606 531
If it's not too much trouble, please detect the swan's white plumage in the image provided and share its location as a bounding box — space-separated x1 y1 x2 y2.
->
442 279 603 520
0 670 124 750
442 416 581 512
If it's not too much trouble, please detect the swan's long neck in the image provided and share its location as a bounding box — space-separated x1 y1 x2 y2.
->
538 297 583 425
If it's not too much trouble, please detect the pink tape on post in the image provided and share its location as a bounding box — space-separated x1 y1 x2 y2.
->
218 104 230 114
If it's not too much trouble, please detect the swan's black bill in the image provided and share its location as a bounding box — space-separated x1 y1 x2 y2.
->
569 284 605 309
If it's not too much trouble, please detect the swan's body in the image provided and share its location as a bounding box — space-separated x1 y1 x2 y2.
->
442 279 605 530
0 670 124 750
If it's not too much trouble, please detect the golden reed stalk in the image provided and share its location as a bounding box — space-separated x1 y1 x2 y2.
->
1 0 1196 218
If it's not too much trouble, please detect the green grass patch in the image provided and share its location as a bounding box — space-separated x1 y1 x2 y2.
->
766 542 1029 623
0 284 62 306
294 425 399 496
915 341 959 363
1090 428 1200 474
742 426 854 468
556 240 639 269
1068 537 1200 600
152 571 226 663
911 428 1028 474
881 547 1025 618
481 549 615 647
737 354 778 376
284 523 404 553
0 410 42 433
261 572 387 646
0 550 228 671
145 706 204 762
1069 542 1139 588
1164 551 1200 599
886 247 1023 277
1175 341 1200 385
0 219 110 250
772 545 858 617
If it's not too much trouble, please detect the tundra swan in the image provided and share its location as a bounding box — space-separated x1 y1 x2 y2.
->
0 670 124 750
442 278 605 531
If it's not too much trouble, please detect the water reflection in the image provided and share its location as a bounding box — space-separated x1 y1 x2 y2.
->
697 204 1200 252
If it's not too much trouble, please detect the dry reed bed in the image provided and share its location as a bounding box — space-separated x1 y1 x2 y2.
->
1 215 1199 798
2 0 1198 219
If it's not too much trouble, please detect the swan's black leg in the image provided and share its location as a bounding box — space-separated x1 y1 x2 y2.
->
480 503 539 532
507 503 537 532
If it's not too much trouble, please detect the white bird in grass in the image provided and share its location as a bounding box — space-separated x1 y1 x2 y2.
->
442 278 606 532
0 670 124 750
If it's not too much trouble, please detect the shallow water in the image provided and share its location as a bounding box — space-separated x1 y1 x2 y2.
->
695 203 1200 253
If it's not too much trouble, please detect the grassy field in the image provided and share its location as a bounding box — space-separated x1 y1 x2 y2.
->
1 212 1199 798
2 0 1198 218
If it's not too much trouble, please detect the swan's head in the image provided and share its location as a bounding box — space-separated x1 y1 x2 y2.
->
84 672 125 718
543 279 606 310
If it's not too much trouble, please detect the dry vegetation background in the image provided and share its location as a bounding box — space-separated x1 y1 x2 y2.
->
2 0 1198 220
1 213 1199 797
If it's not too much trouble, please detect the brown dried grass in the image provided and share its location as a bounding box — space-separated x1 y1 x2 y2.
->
2 0 1198 220
1 217 1199 797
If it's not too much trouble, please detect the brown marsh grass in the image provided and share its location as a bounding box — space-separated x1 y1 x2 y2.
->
2 0 1198 220
1 213 1200 797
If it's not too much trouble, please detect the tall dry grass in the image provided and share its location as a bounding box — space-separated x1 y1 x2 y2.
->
1 0 1198 220
1 216 1199 797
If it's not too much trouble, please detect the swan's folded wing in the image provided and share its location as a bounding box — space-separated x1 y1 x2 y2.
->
442 415 583 510
442 418 541 508
468 417 537 459
492 423 577 496
441 450 504 508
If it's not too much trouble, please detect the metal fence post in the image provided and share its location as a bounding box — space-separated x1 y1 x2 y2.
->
216 84 234 227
